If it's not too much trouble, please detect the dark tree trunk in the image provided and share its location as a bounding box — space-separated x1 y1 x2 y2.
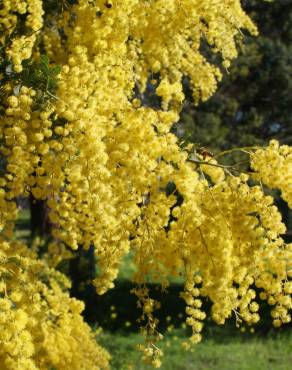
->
29 195 51 238
69 246 96 308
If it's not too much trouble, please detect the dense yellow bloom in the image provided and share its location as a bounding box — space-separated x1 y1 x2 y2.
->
251 140 292 207
0 1 291 368
1 0 44 72
0 238 110 370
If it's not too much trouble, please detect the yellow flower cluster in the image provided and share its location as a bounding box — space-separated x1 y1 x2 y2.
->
0 1 291 368
0 238 110 370
128 0 257 102
181 275 205 349
1 0 44 72
134 173 291 328
251 140 292 207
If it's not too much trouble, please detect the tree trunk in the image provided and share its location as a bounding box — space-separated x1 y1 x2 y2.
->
29 195 51 238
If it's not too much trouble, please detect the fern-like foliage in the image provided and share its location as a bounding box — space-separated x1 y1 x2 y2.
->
0 48 61 112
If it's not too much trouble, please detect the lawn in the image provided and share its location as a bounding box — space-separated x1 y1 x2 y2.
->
100 329 292 370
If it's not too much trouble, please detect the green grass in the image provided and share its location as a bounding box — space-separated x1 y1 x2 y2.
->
15 207 31 241
99 329 292 370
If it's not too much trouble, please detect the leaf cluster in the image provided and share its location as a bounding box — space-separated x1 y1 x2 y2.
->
0 49 61 112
